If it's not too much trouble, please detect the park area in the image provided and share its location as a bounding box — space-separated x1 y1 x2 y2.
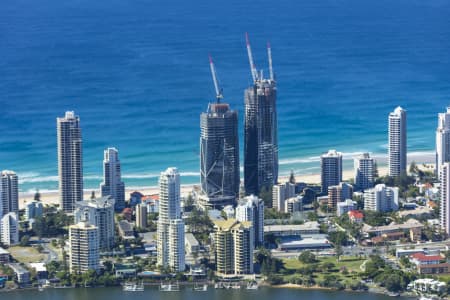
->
8 246 46 263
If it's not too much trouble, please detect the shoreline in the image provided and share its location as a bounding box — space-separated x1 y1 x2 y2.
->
18 159 435 209
0 282 426 299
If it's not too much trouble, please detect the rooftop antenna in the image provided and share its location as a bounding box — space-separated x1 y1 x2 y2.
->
267 41 274 81
245 32 258 82
209 54 223 103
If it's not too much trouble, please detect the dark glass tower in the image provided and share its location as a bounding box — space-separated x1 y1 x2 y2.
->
200 103 240 208
244 79 278 195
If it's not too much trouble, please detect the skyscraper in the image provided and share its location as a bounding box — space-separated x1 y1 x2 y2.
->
388 106 407 177
100 147 125 211
244 37 278 196
200 103 239 208
321 150 343 194
439 163 450 235
74 196 115 251
436 107 450 176
0 170 18 217
69 220 100 274
157 167 185 272
354 153 375 190
235 195 264 246
57 111 83 213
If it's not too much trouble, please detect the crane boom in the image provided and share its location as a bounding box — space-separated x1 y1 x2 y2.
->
245 32 258 82
209 55 223 103
267 41 274 81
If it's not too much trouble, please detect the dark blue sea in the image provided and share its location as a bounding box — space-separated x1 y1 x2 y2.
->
1 0 450 193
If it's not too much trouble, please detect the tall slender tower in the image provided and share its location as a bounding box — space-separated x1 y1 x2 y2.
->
157 167 185 272
244 35 278 196
440 163 450 235
0 170 19 217
388 106 407 177
100 147 125 211
436 107 450 176
57 111 83 213
200 57 240 209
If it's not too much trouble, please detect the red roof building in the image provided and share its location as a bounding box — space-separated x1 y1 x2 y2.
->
348 210 364 223
410 253 443 265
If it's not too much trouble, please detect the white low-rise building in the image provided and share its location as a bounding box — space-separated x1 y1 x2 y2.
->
337 199 356 216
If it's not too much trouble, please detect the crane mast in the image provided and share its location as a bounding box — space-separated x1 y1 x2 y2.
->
267 41 274 81
209 55 223 103
245 32 258 82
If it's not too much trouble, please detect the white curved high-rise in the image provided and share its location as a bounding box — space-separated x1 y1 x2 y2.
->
436 107 450 176
388 107 407 177
157 167 185 272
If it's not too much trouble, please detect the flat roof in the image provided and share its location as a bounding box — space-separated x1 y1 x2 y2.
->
0 247 9 255
29 263 47 272
185 233 199 246
264 221 320 232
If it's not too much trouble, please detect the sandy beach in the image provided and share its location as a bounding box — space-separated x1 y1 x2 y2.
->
19 153 435 209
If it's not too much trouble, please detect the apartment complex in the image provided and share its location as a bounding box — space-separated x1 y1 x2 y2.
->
213 219 254 275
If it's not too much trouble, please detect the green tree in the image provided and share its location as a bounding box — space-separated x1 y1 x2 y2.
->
259 186 273 207
34 189 41 201
298 251 317 264
20 235 30 246
289 170 296 184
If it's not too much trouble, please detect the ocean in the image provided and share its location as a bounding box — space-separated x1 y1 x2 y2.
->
1 0 450 193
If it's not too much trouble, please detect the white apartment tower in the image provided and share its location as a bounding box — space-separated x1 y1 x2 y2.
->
321 150 343 194
439 163 450 235
235 195 264 246
100 147 125 211
354 153 375 190
388 107 407 177
363 184 399 212
57 111 83 213
74 196 115 250
157 167 185 272
436 107 450 176
69 220 100 274
0 212 19 246
272 182 295 212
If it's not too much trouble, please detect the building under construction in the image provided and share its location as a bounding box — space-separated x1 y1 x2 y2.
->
199 57 240 209
244 34 279 196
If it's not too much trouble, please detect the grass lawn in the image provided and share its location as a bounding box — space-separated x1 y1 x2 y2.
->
281 256 366 284
8 246 46 263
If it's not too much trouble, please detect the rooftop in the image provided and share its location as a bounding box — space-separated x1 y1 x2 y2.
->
348 210 364 219
264 221 320 233
363 218 423 233
214 219 252 231
29 263 47 272
0 247 9 255
185 233 199 246
410 253 443 262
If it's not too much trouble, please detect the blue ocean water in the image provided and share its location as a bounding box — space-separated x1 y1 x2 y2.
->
1 0 450 193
